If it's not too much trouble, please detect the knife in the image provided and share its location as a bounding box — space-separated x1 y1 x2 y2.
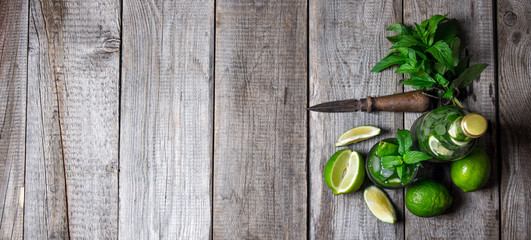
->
308 91 431 113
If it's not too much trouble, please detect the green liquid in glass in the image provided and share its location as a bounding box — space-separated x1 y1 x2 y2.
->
366 138 418 189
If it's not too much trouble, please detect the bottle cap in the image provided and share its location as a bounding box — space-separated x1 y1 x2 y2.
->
461 113 487 138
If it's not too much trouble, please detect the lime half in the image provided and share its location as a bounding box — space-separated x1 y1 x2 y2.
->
324 149 365 195
335 126 381 147
363 185 397 224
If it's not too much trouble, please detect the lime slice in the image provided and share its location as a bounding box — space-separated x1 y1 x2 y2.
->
376 140 399 158
448 120 460 139
363 185 397 224
335 126 381 147
428 135 453 157
450 137 468 147
324 149 365 195
387 178 401 184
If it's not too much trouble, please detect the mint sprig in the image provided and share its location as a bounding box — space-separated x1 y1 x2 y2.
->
372 14 488 107
381 129 432 184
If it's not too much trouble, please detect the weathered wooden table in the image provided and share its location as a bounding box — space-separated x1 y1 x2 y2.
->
1 0 529 239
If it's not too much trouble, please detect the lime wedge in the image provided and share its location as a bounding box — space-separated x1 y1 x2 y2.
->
428 135 453 157
364 185 397 224
335 126 381 147
376 140 399 158
324 149 365 195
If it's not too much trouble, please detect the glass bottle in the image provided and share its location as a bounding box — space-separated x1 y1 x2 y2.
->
410 105 487 162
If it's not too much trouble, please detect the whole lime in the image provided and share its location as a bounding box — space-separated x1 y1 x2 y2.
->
451 147 491 192
405 178 452 217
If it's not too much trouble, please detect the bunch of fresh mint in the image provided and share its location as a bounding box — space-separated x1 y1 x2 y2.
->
382 129 432 184
371 14 487 107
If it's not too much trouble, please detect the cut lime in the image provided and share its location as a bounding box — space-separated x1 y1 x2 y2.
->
450 137 468 147
363 185 397 224
387 178 401 184
376 140 399 158
428 135 453 157
324 149 365 195
448 119 461 139
335 126 381 147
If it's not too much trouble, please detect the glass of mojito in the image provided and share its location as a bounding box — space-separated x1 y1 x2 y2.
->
366 138 418 189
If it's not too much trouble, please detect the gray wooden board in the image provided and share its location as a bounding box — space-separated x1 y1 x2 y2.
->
309 0 404 239
498 0 531 239
24 0 69 239
24 0 121 238
213 0 307 238
403 1 499 239
0 0 27 239
119 0 214 239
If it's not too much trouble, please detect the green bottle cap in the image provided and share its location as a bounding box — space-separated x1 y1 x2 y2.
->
461 113 487 138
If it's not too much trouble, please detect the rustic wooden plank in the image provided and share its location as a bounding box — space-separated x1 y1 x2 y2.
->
213 1 307 238
24 0 69 239
119 0 214 238
403 1 499 239
498 0 531 238
0 0 28 239
24 0 120 238
309 0 404 238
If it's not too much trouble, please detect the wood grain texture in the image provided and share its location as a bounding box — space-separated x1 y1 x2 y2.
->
213 1 307 238
403 1 499 239
24 0 120 238
119 0 214 239
0 0 27 239
24 0 69 239
498 0 531 239
309 0 404 239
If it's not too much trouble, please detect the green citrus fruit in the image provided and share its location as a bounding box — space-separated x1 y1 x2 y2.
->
363 185 397 224
324 149 365 195
451 147 491 192
335 126 381 147
405 178 452 217
376 139 399 158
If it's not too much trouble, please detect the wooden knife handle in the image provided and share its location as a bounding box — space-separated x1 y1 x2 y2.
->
360 91 431 112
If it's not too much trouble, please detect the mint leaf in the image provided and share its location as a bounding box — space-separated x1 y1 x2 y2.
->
403 151 432 164
395 165 406 184
402 75 436 88
397 129 412 155
455 55 470 75
450 63 488 88
434 62 447 75
371 55 406 72
387 23 412 35
391 36 425 49
434 73 449 87
414 22 428 44
426 14 447 45
427 40 454 71
434 19 458 45
381 155 403 169
396 62 418 74
442 88 454 99
450 37 461 67
387 36 400 44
